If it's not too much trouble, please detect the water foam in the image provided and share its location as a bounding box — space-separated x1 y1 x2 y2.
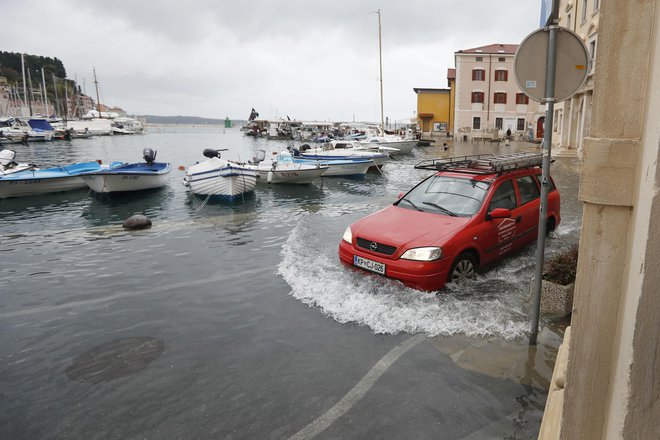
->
278 217 531 340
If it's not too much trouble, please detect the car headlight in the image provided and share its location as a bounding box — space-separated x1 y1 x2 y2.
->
400 247 442 261
342 226 353 243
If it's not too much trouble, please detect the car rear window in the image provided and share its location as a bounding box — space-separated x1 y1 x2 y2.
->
399 175 490 216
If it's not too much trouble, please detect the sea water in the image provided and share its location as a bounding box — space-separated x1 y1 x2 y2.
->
0 126 582 439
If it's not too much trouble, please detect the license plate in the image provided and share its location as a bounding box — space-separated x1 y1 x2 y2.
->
354 255 386 275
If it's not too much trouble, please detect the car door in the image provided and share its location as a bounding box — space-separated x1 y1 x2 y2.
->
513 174 542 249
476 178 520 265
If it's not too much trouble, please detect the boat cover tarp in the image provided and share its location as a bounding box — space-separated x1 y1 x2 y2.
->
27 119 55 131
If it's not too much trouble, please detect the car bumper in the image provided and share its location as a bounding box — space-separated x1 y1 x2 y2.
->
338 241 451 291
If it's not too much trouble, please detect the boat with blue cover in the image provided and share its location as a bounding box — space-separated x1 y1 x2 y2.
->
82 148 171 194
0 160 121 198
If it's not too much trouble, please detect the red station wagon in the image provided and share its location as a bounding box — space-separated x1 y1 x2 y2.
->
338 153 561 291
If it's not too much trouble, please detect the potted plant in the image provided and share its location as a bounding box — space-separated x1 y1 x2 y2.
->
531 246 579 317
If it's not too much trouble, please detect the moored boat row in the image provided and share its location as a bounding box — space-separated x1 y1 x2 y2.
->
0 139 401 201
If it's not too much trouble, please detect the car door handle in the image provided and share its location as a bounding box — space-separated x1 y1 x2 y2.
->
515 216 522 223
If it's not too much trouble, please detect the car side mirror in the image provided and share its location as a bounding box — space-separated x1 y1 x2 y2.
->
487 208 512 220
397 191 404 199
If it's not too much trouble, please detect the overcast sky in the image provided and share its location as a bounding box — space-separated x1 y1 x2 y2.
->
2 0 541 122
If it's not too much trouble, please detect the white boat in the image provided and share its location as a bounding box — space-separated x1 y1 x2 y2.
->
0 117 53 143
0 149 37 175
360 135 417 155
183 149 257 199
291 155 374 177
0 160 120 198
247 150 328 184
296 142 389 169
66 118 113 136
82 148 170 193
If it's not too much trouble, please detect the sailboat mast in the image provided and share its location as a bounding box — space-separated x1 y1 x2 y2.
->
377 9 384 136
41 68 49 117
21 54 28 117
93 67 102 117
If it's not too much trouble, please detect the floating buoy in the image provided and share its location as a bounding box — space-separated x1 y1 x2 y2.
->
178 165 185 171
123 214 152 230
96 159 103 164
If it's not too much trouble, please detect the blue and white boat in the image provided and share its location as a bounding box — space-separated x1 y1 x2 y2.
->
0 160 120 198
296 143 389 169
292 155 374 177
246 150 328 184
82 149 171 193
183 149 257 199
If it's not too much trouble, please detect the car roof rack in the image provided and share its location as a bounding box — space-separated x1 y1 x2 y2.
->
414 152 545 175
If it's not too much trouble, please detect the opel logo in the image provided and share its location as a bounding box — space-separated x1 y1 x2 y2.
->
370 242 378 251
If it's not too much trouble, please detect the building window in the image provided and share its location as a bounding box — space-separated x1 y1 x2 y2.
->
476 56 483 62
494 92 507 104
494 70 508 81
516 93 529 104
472 69 485 81
567 13 572 28
593 0 599 12
471 91 484 103
473 117 481 129
498 57 505 62
517 118 525 131
582 0 588 21
495 118 503 130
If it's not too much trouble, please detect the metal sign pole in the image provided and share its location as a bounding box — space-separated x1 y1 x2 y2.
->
530 20 559 346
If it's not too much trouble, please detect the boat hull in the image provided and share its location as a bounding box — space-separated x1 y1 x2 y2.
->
0 175 86 198
252 165 328 184
184 158 257 198
82 163 171 193
294 158 373 177
0 161 105 198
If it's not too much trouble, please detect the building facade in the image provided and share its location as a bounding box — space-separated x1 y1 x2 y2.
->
551 0 600 156
453 44 544 140
413 88 451 135
539 0 660 438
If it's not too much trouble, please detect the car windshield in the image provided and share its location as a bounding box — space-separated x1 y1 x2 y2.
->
398 175 490 216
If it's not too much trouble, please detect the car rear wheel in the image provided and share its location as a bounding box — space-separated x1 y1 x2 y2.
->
448 253 478 284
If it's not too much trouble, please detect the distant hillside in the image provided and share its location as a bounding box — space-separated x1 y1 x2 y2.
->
140 115 242 125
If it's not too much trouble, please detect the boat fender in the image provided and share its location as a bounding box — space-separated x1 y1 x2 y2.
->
267 171 273 184
123 214 152 230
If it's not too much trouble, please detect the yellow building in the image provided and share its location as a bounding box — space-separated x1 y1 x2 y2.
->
413 87 451 136
414 69 456 137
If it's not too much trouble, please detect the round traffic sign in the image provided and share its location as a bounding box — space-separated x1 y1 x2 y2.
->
514 27 589 103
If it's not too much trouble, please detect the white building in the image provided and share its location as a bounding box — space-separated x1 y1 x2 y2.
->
453 43 544 141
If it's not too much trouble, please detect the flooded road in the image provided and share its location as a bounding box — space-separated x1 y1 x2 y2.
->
0 128 581 439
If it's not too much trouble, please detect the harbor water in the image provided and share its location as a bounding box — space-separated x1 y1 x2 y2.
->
0 126 582 439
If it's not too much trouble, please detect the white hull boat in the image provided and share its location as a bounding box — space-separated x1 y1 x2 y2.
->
296 145 388 168
292 156 373 177
247 150 328 184
183 149 257 199
82 148 171 193
0 161 118 198
360 136 417 155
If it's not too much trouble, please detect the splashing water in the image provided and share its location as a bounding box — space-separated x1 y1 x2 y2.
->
278 215 533 340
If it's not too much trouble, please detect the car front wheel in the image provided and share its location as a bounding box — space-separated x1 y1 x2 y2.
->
448 253 477 284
